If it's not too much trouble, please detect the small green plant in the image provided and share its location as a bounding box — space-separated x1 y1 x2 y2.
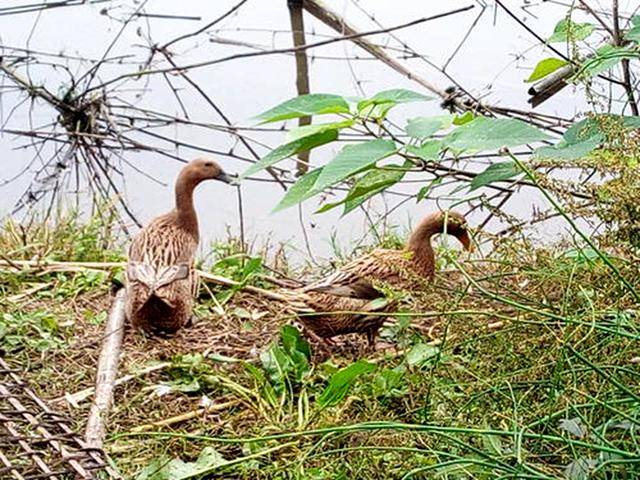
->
136 446 227 480
163 353 220 395
0 209 124 262
259 325 312 394
0 310 65 353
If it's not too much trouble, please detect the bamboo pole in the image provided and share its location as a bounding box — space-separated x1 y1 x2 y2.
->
85 289 126 450
302 0 450 100
288 0 312 176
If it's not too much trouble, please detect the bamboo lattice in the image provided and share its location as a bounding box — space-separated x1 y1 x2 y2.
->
0 358 117 479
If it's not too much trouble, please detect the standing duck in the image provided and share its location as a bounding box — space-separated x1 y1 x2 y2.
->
125 158 233 335
293 210 472 347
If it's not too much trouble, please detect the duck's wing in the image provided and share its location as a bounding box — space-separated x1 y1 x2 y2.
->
127 262 191 292
301 249 394 299
126 216 198 295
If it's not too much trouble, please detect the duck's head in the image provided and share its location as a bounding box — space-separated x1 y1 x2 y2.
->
438 210 472 252
414 210 472 252
184 158 236 184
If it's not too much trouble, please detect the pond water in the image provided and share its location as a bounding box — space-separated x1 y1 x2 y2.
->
0 1 601 262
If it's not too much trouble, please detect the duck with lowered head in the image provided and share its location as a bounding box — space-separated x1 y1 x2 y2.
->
125 158 234 336
294 210 473 348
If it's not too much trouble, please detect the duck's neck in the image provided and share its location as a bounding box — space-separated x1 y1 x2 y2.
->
174 170 199 237
405 215 443 278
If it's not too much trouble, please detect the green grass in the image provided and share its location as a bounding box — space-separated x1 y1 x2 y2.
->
1 211 639 479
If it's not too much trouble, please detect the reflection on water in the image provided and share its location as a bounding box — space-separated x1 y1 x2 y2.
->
0 1 591 261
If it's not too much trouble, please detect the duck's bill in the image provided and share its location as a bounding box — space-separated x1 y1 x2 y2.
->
460 231 473 252
218 172 238 185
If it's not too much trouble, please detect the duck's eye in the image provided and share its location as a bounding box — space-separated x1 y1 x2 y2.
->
204 162 213 167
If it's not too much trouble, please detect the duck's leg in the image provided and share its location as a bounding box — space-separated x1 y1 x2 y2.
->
303 328 335 353
365 325 380 352
185 314 196 328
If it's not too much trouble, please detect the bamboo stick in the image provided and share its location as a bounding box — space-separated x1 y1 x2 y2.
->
0 258 294 302
130 400 239 433
85 289 126 450
54 362 171 407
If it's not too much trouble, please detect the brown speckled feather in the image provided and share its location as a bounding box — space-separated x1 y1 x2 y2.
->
301 249 423 298
279 289 392 343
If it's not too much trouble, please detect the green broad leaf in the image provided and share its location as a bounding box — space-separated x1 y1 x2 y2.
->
314 200 343 214
444 117 552 151
243 362 278 407
406 140 442 162
548 19 595 43
286 120 354 142
564 458 598 480
453 111 474 125
559 247 600 264
534 137 600 160
416 177 442 203
317 359 376 408
534 116 605 160
405 343 439 367
525 58 568 83
314 139 396 191
358 103 395 121
164 378 201 393
357 88 433 111
342 166 406 215
577 45 638 79
136 447 227 480
313 165 406 215
623 116 640 128
241 130 337 179
481 423 504 456
469 161 521 191
272 168 323 212
405 115 453 138
559 418 587 439
255 94 350 124
260 326 311 389
625 24 640 42
281 324 311 362
372 366 407 398
563 118 604 144
260 344 290 389
625 17 640 41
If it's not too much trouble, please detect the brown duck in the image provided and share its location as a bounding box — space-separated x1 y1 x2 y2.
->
293 210 472 346
125 158 233 335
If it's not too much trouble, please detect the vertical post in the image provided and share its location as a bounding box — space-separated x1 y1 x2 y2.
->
288 0 312 176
